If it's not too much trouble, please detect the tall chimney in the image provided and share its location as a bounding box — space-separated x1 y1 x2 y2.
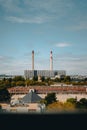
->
32 50 34 70
50 51 53 71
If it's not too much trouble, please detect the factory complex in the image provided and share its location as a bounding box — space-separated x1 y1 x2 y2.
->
24 50 66 79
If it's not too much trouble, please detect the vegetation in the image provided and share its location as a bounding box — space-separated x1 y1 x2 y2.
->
46 101 76 113
0 75 87 89
0 104 2 112
46 97 87 113
0 88 11 102
44 93 57 106
66 97 77 104
76 98 87 109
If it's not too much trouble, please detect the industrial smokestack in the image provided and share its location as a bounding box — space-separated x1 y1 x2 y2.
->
32 50 34 70
50 51 53 71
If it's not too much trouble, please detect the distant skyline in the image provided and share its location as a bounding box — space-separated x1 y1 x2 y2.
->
0 0 87 75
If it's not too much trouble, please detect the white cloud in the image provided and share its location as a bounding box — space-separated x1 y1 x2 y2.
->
5 16 50 24
1 0 87 28
55 43 71 47
0 0 74 24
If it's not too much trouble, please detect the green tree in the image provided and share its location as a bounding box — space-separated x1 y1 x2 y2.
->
0 88 11 102
45 93 57 106
11 81 16 87
13 76 25 82
54 78 60 82
41 76 45 82
4 80 11 88
64 76 71 82
0 104 2 112
33 76 38 81
79 98 87 108
76 98 87 109
84 78 87 82
66 98 77 104
16 81 25 86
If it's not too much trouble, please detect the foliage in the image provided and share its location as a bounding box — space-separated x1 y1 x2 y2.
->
66 98 77 104
0 88 11 102
64 76 71 82
41 76 45 82
33 76 38 81
11 81 16 87
13 76 25 82
46 101 76 113
0 104 2 112
16 81 25 86
54 78 61 82
63 102 76 111
76 98 87 109
0 104 1 108
45 93 57 106
40 99 47 105
46 97 87 113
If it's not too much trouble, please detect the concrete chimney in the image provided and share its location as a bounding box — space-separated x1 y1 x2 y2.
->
32 50 34 70
50 51 53 71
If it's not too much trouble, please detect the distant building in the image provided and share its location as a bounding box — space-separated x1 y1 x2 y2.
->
24 70 66 79
24 50 66 79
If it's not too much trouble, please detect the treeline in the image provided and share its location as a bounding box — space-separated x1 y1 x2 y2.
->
0 75 87 90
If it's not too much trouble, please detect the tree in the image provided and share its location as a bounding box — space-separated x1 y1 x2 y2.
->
4 80 11 88
13 76 25 82
16 81 25 86
33 76 38 81
11 81 16 87
0 88 11 102
45 93 57 106
54 78 60 82
0 105 2 112
76 98 87 109
41 76 45 82
84 78 87 82
64 76 71 82
79 98 87 107
66 98 77 104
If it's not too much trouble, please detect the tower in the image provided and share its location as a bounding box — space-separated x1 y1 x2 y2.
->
50 51 53 71
32 50 34 70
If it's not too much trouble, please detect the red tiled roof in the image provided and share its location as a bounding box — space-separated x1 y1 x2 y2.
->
8 86 86 94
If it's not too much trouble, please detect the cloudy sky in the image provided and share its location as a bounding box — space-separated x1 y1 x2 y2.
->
0 0 87 75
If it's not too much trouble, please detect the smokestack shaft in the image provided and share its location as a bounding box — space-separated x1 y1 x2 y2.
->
50 51 53 70
32 50 34 70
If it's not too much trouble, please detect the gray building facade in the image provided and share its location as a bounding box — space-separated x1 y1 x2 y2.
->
24 70 66 79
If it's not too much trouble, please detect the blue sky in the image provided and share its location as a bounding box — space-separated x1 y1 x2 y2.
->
0 0 87 75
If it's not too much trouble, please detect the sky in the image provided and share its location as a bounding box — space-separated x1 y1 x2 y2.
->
0 0 87 76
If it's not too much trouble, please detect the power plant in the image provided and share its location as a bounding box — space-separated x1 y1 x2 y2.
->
24 50 66 79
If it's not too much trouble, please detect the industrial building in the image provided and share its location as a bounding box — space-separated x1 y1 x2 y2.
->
8 86 87 103
24 50 66 79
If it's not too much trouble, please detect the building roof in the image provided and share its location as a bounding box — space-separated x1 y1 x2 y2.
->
8 86 87 95
21 89 42 103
